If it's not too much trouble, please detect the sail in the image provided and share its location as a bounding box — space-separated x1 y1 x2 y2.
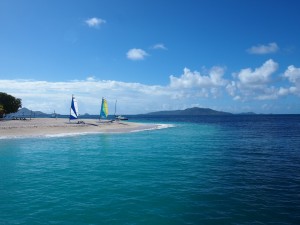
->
70 95 78 120
100 98 108 118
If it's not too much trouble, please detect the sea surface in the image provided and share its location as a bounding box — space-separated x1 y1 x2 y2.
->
1 115 300 225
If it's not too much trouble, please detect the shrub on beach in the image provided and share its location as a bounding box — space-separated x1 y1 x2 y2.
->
0 104 4 117
0 92 22 118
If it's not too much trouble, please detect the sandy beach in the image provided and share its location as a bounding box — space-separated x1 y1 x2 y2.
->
0 118 158 138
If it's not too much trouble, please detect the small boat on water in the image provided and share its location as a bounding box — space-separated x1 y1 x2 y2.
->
115 115 128 121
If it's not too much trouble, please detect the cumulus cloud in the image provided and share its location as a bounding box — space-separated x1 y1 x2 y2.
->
280 65 300 96
228 60 299 101
237 59 278 87
168 67 228 99
126 48 148 60
283 65 300 84
152 43 167 50
226 81 237 96
247 42 279 54
278 87 290 96
85 17 106 28
1 62 299 115
0 78 177 114
226 59 281 101
169 67 227 89
0 67 229 115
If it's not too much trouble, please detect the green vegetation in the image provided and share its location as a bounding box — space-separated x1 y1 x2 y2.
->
0 104 4 117
0 92 22 118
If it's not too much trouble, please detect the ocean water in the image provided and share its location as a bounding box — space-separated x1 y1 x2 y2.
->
0 115 300 225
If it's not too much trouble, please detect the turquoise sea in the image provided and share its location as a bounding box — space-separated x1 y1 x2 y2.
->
1 115 300 225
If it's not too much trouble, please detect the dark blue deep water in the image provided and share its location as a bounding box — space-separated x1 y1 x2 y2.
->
1 115 300 224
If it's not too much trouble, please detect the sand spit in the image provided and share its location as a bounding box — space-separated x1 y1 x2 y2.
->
0 118 158 139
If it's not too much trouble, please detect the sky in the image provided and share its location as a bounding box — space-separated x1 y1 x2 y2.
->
1 0 300 114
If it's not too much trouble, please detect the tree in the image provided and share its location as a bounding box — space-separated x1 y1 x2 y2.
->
0 92 22 118
0 104 4 118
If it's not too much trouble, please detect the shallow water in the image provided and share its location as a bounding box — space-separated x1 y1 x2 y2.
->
1 115 300 224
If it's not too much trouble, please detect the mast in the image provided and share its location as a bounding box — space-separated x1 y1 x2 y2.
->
69 95 73 122
99 98 102 121
114 100 117 116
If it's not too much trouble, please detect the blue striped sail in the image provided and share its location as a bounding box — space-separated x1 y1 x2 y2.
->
70 95 78 120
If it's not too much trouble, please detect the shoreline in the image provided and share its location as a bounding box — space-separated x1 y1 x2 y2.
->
0 118 160 139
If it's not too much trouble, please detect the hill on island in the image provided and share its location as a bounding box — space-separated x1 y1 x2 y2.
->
7 107 53 118
146 107 232 116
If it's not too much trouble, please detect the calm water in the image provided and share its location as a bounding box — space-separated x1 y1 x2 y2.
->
0 115 300 225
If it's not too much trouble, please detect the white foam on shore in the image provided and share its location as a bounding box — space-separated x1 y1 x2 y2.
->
44 132 101 138
0 135 45 140
130 123 175 133
0 131 103 140
46 123 175 136
0 123 176 140
156 124 176 129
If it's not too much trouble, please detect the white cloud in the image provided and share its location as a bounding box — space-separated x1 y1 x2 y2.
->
169 67 227 89
126 48 148 60
0 69 229 115
86 76 96 81
229 61 300 101
233 95 241 101
210 66 228 86
247 42 279 54
152 43 167 50
226 59 281 101
278 87 290 96
237 59 278 87
0 78 177 114
85 17 106 28
226 81 237 96
283 65 300 84
289 86 298 94
281 65 300 96
255 87 278 100
1 62 299 115
168 67 228 99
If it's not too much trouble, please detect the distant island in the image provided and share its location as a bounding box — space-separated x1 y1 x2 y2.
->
146 107 233 116
6 107 86 119
7 107 51 118
5 107 257 118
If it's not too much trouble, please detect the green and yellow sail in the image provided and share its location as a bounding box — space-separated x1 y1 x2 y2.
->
100 98 108 118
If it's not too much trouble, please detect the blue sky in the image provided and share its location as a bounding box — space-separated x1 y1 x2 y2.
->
1 0 300 114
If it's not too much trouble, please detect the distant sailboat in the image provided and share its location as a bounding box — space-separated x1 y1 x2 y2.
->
100 97 109 120
114 100 128 121
70 95 79 121
52 110 57 119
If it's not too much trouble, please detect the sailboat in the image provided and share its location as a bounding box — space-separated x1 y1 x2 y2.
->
99 97 112 122
114 100 128 121
70 95 79 121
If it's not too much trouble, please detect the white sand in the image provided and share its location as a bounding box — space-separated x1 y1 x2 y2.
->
0 118 158 138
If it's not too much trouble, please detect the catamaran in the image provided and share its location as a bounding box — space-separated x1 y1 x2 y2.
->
114 100 128 121
70 95 79 121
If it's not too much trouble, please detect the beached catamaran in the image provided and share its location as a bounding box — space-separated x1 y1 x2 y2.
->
70 95 79 121
114 100 128 120
99 97 109 121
